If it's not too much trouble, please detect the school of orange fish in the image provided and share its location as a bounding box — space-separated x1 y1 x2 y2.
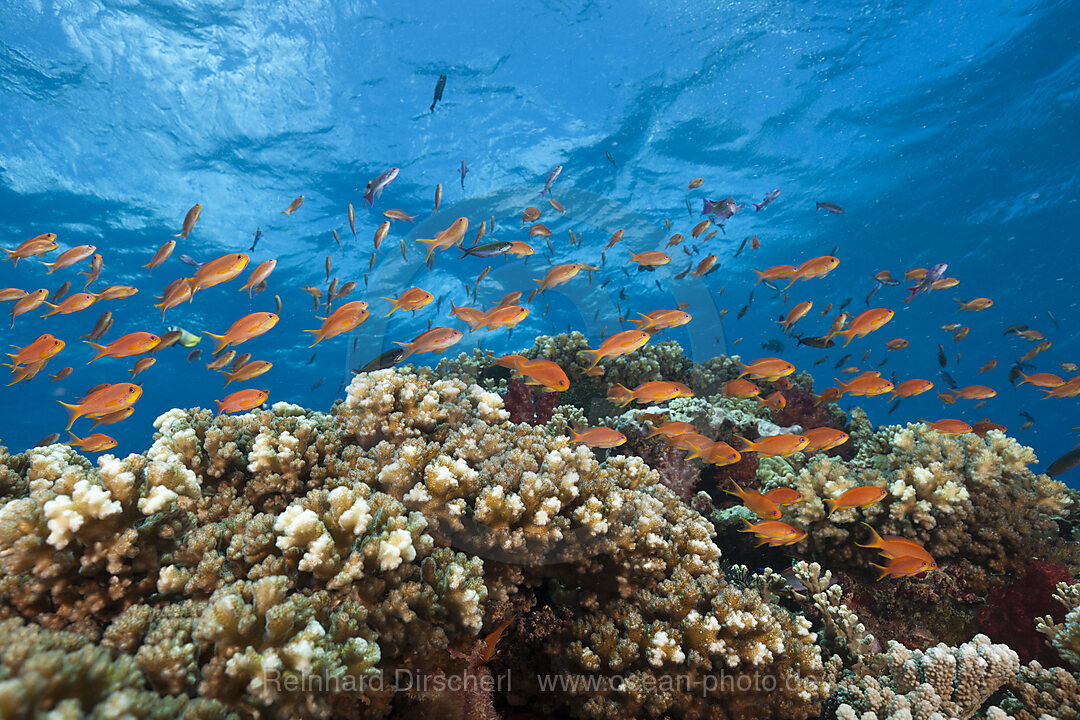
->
2 171 1074 579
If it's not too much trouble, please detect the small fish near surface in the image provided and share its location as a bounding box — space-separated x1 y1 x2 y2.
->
815 201 844 214
460 160 468 189
364 168 399 206
753 189 781 212
430 73 446 112
539 165 562 197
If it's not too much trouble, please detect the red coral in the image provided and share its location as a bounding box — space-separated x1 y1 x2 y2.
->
770 383 832 430
502 379 558 425
620 426 701 501
976 560 1071 665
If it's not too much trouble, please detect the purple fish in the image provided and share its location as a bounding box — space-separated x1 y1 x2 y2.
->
754 189 781 212
460 160 468 190
702 196 743 219
905 263 947 302
363 167 399 206
540 165 562 197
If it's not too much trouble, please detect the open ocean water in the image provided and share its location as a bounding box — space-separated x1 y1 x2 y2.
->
1 0 1079 482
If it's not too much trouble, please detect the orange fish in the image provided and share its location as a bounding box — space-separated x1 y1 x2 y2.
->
886 338 909 350
3 232 58 267
7 334 65 367
383 209 416 223
971 418 1007 437
514 359 570 392
480 305 530 331
785 256 839 288
736 434 809 458
216 388 269 415
239 260 276 297
506 241 534 257
856 523 934 563
144 240 176 274
633 309 691 332
372 221 390 251
688 177 704 189
890 378 933 400
1043 378 1080 399
535 262 590 292
824 313 850 343
450 301 489 331
931 277 960 290
955 297 993 312
978 360 998 374
952 385 996 400
522 206 541 225
803 427 850 453
739 519 806 547
870 555 937 581
189 253 250 295
528 223 552 237
1016 329 1045 341
824 485 887 517
815 387 843 405
154 279 193 319
645 420 696 439
605 229 625 249
723 379 762 399
757 391 786 412
778 301 812 332
668 433 713 454
763 487 804 506
666 233 685 248
394 327 463 362
59 382 142 430
690 439 743 466
220 359 273 386
691 219 712 238
129 356 156 379
175 204 202 239
205 312 279 354
415 217 469 262
607 380 691 407
924 418 972 434
570 427 627 448
736 357 795 382
67 431 118 453
95 285 138 302
905 267 927 281
724 480 781 519
282 196 304 215
382 288 434 316
10 289 47 327
628 250 671 267
1019 341 1053 363
1018 372 1063 388
493 354 528 371
691 254 717 280
89 406 134 429
0 288 27 302
753 265 796 284
579 329 650 371
835 373 894 397
41 244 96 274
41 292 97 317
85 332 160 362
838 308 894 347
80 253 103 289
307 301 369 347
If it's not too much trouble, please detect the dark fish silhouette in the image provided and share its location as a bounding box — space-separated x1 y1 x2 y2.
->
358 348 406 373
1047 445 1080 476
249 226 263 252
937 344 947 367
606 151 618 168
430 74 446 113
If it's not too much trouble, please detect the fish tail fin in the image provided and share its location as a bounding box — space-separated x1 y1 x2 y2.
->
723 479 745 499
67 431 82 446
569 429 582 443
734 435 755 452
824 499 838 518
390 342 413 363
869 562 889 581
306 334 324 349
854 522 883 549
839 328 856 347
214 399 225 415
737 518 756 533
579 349 600 372
57 400 81 430
203 332 229 355
82 341 107 363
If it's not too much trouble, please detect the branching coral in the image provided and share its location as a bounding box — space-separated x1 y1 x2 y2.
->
832 634 1020 720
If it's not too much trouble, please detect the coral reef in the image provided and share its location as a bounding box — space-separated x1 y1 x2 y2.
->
978 560 1072 665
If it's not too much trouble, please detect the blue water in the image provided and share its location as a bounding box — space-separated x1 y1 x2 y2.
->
2 1 1079 480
